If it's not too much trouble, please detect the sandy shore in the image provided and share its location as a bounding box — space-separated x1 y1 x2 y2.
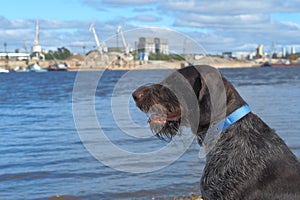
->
68 54 260 70
67 55 260 71
1 54 261 71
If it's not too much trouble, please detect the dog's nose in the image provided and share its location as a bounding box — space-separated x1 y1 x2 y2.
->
132 90 144 101
132 86 146 101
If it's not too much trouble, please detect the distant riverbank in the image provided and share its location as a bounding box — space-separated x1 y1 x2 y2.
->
68 54 261 70
0 55 261 71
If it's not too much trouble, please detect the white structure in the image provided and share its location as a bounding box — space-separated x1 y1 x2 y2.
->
89 23 107 54
232 52 254 60
0 67 9 73
31 20 45 61
137 37 169 56
137 37 154 55
0 52 30 61
282 47 286 58
117 26 131 55
256 44 263 58
291 46 296 54
155 38 169 54
223 51 255 60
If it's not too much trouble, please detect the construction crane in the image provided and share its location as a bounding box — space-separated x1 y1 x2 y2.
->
23 40 28 53
89 23 107 54
117 26 131 56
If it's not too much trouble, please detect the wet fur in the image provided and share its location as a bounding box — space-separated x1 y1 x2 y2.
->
133 65 300 199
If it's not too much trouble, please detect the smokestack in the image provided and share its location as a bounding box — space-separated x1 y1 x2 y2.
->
282 47 286 58
291 46 296 54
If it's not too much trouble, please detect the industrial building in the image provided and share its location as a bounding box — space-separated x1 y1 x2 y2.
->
0 52 30 61
136 37 169 60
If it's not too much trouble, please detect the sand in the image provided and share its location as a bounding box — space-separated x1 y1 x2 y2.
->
0 54 260 71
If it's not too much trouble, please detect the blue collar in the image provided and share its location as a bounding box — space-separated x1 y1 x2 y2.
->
198 104 251 145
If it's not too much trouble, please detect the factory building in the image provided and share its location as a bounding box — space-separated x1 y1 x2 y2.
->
0 52 30 61
136 37 169 60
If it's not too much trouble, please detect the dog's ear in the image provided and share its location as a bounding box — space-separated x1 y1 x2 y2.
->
197 66 224 103
177 66 202 97
222 77 247 115
197 66 246 116
198 73 208 101
192 73 202 98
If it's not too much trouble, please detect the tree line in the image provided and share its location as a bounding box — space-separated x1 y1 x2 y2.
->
44 47 72 60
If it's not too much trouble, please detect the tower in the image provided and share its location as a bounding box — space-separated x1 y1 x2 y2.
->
256 44 263 58
32 20 42 53
291 46 296 55
282 47 286 58
34 20 39 46
31 20 44 61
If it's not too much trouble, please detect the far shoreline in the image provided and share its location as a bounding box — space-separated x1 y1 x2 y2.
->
1 55 263 72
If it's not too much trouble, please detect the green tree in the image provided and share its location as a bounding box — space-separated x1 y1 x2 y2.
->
44 47 73 60
290 53 300 60
148 53 185 61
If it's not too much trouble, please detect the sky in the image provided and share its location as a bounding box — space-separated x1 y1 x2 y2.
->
1 0 300 54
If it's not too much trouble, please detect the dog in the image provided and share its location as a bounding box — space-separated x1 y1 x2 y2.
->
132 65 300 200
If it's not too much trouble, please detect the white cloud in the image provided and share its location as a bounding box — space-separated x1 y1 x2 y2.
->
2 0 300 54
77 0 300 53
156 0 300 53
161 0 300 15
0 17 34 29
83 0 159 7
280 21 300 30
174 13 270 29
102 0 158 4
133 7 155 12
129 15 162 22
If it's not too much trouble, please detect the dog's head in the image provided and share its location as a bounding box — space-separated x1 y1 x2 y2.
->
132 83 182 141
132 65 246 141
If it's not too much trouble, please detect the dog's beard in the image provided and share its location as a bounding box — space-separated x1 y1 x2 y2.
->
146 105 181 141
134 85 182 141
149 116 181 141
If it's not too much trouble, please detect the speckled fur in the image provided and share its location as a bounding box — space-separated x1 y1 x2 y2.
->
133 65 300 199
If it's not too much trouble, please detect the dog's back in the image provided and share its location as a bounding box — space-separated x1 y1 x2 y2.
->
191 65 300 199
201 112 300 199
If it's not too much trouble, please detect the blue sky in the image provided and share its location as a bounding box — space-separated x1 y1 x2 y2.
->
1 0 300 54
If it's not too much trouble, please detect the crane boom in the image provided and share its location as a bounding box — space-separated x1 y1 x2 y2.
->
117 26 130 55
89 23 107 54
23 40 28 53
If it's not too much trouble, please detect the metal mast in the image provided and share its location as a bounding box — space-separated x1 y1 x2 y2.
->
89 23 107 54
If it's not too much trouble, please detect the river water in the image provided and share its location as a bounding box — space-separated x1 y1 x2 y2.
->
1 67 300 199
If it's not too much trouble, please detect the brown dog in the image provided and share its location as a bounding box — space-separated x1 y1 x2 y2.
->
133 65 300 199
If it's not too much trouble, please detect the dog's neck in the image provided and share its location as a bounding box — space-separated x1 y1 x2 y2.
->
198 104 251 146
